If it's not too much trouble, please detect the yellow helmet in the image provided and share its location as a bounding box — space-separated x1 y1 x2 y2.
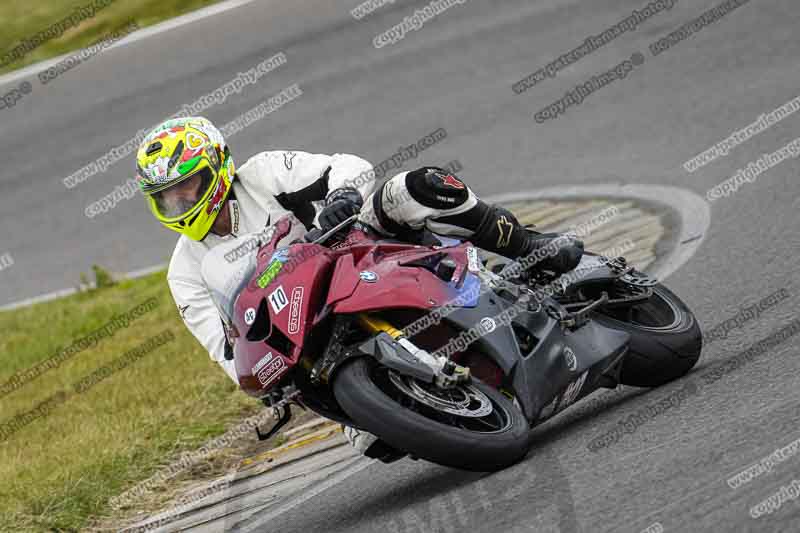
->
135 117 235 241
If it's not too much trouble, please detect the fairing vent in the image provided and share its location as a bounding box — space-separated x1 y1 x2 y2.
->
246 298 271 341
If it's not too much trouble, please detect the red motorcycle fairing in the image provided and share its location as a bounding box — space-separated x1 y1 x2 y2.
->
230 217 335 397
328 242 471 314
229 217 479 398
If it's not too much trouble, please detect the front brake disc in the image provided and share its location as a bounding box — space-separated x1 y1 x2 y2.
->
388 372 494 418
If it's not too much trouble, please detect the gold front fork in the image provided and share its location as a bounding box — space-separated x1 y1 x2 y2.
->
357 313 471 386
357 314 403 339
302 315 410 380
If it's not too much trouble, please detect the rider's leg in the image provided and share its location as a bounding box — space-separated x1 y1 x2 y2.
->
359 167 583 273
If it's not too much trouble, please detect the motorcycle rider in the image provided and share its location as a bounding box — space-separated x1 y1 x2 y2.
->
135 116 583 458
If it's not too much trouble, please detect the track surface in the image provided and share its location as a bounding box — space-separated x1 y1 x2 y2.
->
2 0 800 531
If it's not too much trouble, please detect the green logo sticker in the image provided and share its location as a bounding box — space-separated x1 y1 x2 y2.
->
256 260 284 288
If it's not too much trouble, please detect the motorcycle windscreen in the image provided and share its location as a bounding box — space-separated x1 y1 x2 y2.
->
200 233 262 331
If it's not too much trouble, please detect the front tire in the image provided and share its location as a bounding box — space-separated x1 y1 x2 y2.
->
333 358 529 471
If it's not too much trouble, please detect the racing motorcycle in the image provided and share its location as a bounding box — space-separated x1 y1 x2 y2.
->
202 214 702 472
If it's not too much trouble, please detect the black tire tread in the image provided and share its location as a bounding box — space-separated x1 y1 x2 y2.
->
333 358 529 471
592 284 702 387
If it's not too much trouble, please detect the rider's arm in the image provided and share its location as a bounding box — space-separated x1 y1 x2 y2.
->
252 151 376 225
167 245 239 385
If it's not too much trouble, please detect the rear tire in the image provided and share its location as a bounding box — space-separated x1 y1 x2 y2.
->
592 284 702 387
333 358 529 471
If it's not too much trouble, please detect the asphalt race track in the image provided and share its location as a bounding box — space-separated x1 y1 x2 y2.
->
2 0 800 531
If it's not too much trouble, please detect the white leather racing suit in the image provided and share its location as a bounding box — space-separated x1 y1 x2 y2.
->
167 151 376 384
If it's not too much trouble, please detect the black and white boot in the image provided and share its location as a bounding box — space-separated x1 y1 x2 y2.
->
342 425 407 463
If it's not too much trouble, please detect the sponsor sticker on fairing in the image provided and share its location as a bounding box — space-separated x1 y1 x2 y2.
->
251 352 274 375
466 247 481 272
288 287 304 334
257 355 287 387
564 347 578 371
560 371 588 409
257 259 284 288
269 285 289 314
256 249 291 288
270 248 291 263
480 317 497 333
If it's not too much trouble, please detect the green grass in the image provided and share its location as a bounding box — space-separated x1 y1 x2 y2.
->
0 0 224 75
0 271 261 532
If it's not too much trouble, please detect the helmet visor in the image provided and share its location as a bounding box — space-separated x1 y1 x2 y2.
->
150 166 215 219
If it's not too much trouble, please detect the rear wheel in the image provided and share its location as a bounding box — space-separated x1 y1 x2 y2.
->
333 357 529 471
592 284 702 387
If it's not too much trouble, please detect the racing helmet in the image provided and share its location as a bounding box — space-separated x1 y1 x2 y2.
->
135 116 235 241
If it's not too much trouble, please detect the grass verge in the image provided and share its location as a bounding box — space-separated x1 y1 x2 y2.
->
0 0 225 76
0 270 263 532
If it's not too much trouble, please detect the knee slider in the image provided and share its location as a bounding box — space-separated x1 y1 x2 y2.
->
405 167 469 210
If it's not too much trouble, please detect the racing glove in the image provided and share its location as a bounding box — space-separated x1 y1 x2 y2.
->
318 187 363 233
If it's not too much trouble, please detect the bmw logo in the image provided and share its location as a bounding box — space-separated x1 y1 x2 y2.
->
359 271 378 283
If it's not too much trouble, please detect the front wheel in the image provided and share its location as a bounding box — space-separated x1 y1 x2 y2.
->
332 358 530 471
592 284 702 387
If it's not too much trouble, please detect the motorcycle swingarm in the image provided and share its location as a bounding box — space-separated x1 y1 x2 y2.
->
560 287 652 311
559 256 658 297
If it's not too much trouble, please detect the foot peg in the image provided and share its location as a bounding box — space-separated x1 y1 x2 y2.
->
255 404 292 441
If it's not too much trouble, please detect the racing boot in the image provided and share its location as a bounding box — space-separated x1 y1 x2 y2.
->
343 425 407 463
464 203 584 274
